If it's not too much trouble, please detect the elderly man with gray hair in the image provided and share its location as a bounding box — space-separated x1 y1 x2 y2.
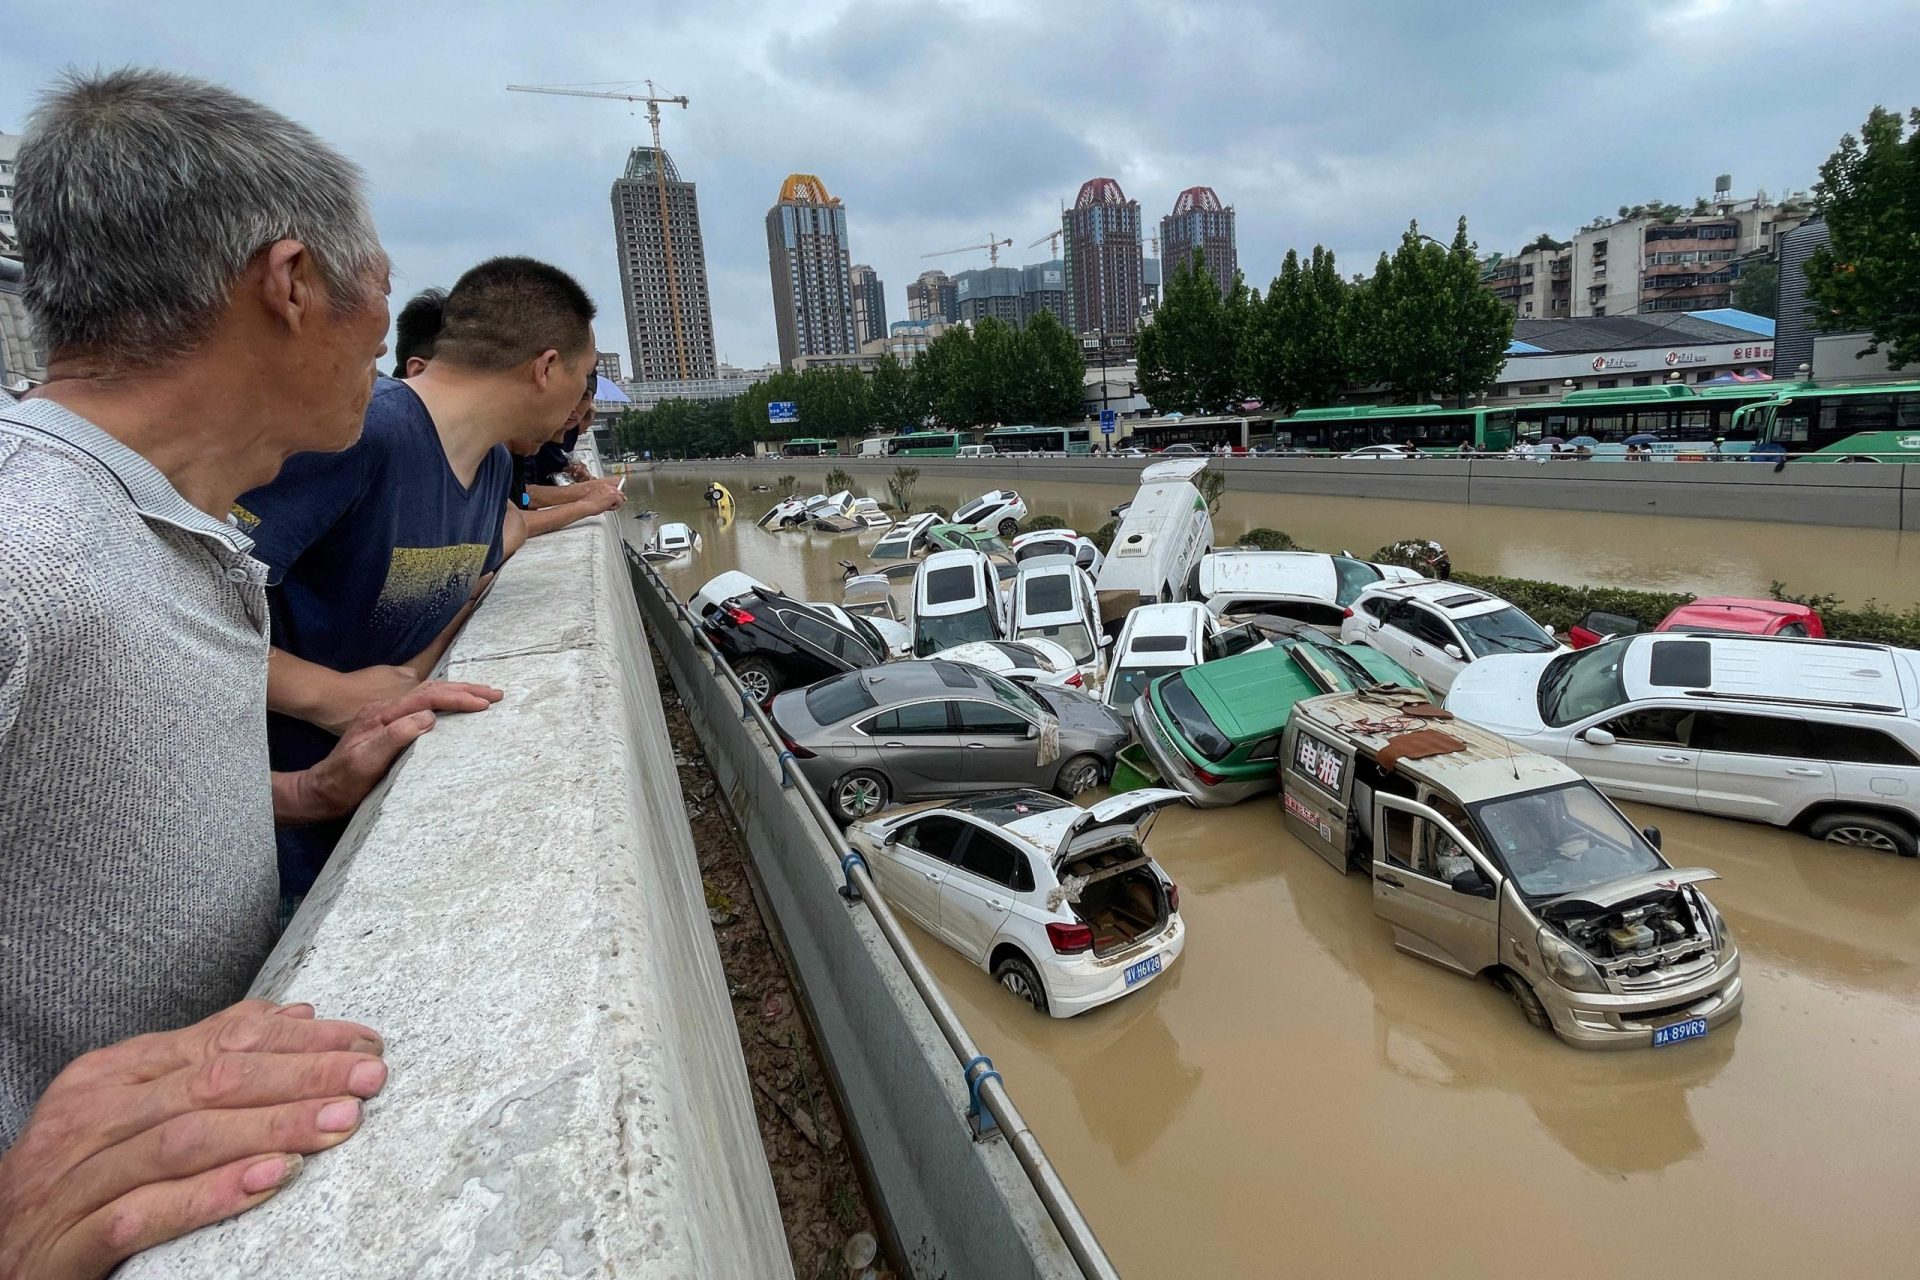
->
0 70 502 1276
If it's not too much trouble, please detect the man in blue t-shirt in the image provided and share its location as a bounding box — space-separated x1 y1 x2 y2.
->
237 256 600 896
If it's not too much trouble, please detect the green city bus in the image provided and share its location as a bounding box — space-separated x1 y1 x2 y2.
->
1735 382 1920 463
890 430 966 457
981 425 1094 455
1512 383 1792 458
783 436 840 458
1272 404 1516 453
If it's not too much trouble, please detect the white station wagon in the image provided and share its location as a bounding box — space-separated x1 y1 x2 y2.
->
847 789 1190 1016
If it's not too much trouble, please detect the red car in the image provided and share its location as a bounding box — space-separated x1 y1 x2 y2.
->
1568 597 1826 649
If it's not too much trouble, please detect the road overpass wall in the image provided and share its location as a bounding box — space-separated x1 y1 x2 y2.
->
124 511 793 1278
660 456 1917 529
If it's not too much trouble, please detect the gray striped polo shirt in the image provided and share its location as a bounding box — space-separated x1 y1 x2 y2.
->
0 398 278 1149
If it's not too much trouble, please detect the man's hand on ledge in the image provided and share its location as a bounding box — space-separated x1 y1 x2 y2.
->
274 680 504 827
0 1001 388 1280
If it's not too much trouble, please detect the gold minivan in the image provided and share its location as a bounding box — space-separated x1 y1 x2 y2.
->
1278 688 1744 1050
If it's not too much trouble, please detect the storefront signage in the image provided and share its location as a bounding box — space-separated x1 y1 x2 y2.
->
1665 350 1707 366
1591 355 1638 371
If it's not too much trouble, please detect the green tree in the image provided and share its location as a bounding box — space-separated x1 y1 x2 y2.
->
1733 260 1779 319
1349 219 1511 404
914 324 980 428
1804 105 1920 368
1014 309 1085 423
1250 246 1351 412
866 353 920 432
1137 248 1248 413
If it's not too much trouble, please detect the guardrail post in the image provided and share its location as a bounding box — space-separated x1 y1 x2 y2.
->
837 851 866 903
963 1056 1003 1141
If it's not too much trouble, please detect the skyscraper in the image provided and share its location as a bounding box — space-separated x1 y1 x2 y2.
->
610 146 718 387
765 174 856 369
1160 187 1237 299
906 269 958 324
1062 177 1143 336
1021 261 1067 324
953 267 1024 325
849 263 887 346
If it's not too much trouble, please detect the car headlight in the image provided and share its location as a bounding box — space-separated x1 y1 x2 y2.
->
1693 889 1730 949
1535 926 1608 994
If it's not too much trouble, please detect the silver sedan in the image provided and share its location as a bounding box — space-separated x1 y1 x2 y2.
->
769 660 1131 823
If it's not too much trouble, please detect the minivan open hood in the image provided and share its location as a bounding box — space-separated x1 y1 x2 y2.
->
1140 458 1210 484
1057 788 1189 861
1542 867 1719 913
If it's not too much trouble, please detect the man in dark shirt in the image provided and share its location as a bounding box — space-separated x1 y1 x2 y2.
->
237 256 599 896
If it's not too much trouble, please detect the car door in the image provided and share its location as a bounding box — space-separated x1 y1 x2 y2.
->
1563 704 1701 811
1690 710 1831 824
1399 604 1465 694
863 700 967 798
880 813 971 935
953 697 1043 790
777 608 855 680
939 828 1028 964
1811 720 1920 820
1366 599 1422 670
1370 793 1503 976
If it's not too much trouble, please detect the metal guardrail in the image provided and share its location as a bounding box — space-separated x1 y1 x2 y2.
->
626 548 1121 1280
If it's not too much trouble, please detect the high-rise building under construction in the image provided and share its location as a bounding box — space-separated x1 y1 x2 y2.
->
610 146 718 386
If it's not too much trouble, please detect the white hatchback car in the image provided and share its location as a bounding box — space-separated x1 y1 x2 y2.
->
1445 634 1920 856
1100 602 1270 725
911 549 1010 657
951 489 1029 538
929 639 1087 689
1197 551 1424 627
846 789 1190 1016
1010 528 1106 578
1342 580 1564 696
1012 562 1106 688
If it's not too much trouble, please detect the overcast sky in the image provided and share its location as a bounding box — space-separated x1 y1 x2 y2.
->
5 0 1916 371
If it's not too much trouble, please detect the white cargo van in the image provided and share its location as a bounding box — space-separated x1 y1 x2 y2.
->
1091 458 1214 625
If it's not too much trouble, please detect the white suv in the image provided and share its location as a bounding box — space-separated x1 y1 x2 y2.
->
951 489 1028 537
1342 580 1564 696
1445 634 1920 857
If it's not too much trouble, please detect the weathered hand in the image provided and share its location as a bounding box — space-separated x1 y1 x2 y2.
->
574 484 626 515
563 461 592 483
290 680 504 823
312 664 425 736
0 1001 387 1280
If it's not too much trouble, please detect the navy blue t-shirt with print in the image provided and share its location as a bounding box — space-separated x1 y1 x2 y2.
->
235 376 512 894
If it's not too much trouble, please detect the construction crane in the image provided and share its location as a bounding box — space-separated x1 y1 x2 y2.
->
1029 229 1062 257
923 234 1013 268
507 80 694 380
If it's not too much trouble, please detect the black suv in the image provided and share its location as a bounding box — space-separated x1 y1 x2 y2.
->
702 587 888 701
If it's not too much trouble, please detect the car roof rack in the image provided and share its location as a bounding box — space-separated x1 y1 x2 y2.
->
1679 689 1904 715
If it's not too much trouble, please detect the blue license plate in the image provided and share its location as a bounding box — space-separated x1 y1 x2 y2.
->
1124 954 1163 987
1651 1017 1709 1047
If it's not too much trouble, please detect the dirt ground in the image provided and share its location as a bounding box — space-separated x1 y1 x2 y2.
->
650 651 893 1280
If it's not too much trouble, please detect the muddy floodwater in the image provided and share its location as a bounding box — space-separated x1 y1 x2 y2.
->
623 469 1920 1279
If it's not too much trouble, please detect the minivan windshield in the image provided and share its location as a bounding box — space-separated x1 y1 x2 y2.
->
1539 640 1629 726
1330 557 1384 606
1456 607 1558 658
1470 782 1663 897
914 607 996 656
1157 675 1233 760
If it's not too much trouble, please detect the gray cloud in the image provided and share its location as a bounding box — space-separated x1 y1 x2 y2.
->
3 0 1915 366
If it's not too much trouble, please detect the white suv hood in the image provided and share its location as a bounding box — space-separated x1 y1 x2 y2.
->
1444 652 1559 737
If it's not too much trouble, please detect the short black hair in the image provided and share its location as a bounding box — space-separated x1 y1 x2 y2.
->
392 287 447 376
432 256 595 373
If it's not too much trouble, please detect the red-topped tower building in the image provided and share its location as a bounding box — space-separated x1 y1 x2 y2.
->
1062 177 1143 337
1160 186 1237 299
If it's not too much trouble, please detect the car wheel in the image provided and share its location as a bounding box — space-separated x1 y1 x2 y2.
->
1810 811 1918 857
998 516 1020 537
829 770 889 825
1502 972 1551 1032
1054 753 1105 798
733 657 781 703
993 954 1050 1014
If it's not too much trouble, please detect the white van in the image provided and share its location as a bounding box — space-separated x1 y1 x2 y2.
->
958 444 997 459
1091 458 1214 623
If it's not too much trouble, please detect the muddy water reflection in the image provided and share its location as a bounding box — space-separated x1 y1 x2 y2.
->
624 473 1920 1279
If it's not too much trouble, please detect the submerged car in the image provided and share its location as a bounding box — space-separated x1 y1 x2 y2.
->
769 661 1131 823
1445 634 1920 855
1012 562 1106 688
1197 551 1423 626
1130 635 1419 806
1342 580 1564 696
872 512 940 561
1568 597 1827 649
911 548 1011 657
1278 686 1743 1049
950 489 1028 538
846 789 1189 1016
701 587 887 701
930 638 1087 689
647 521 700 556
1100 602 1271 726
1010 528 1106 578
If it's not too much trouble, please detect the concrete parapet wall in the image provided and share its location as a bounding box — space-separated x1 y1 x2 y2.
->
629 560 1086 1280
126 513 793 1278
655 456 1919 529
